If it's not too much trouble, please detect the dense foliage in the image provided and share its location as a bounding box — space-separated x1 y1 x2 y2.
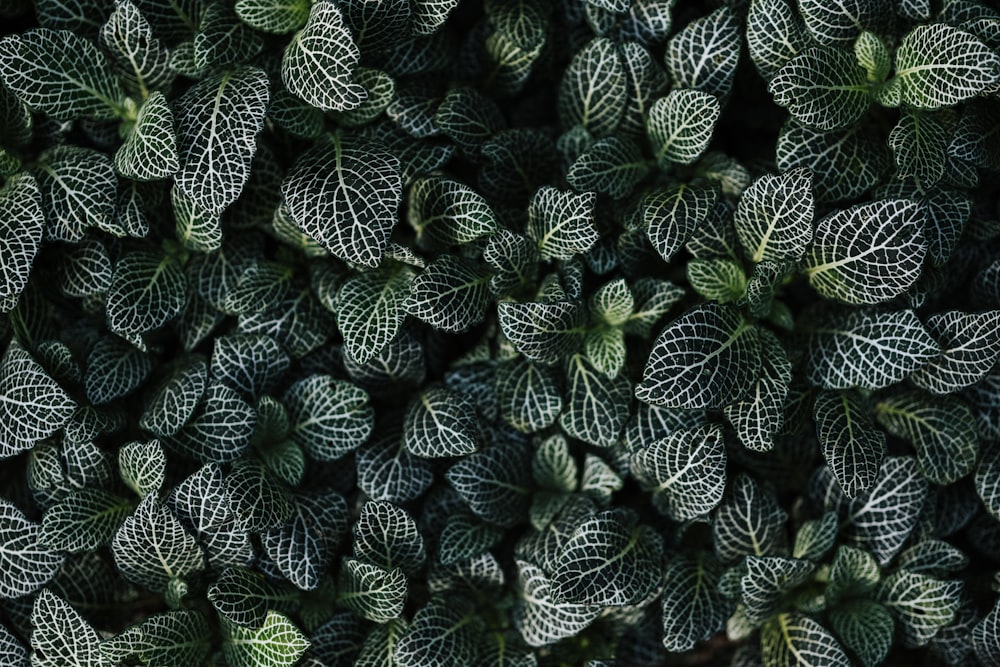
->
1 0 1000 664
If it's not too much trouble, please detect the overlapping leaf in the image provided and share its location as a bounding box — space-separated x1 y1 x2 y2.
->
405 255 491 332
112 494 206 591
910 310 1000 393
30 589 109 667
560 354 630 447
262 489 348 591
893 23 1000 109
558 37 626 137
735 168 813 264
761 613 849 667
660 554 729 651
713 474 788 563
101 610 212 666
223 611 309 667
0 341 75 458
746 0 808 80
0 173 42 311
0 498 64 599
631 424 726 520
35 145 117 242
665 7 740 98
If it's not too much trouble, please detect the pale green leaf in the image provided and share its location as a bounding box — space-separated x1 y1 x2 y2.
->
527 186 598 261
761 613 849 667
877 570 962 647
828 600 893 667
223 611 309 667
631 424 726 521
405 255 491 332
112 494 205 591
746 0 808 80
735 168 814 264
114 91 178 181
40 489 132 552
285 374 374 461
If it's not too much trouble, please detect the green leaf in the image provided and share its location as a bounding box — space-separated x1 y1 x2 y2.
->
567 136 650 199
828 600 894 667
236 0 310 33
223 611 309 667
434 87 506 153
973 599 1000 666
30 589 110 667
262 489 348 591
976 445 1000 522
407 175 498 249
0 341 75 458
225 458 293 533
826 544 880 605
40 489 132 552
624 278 685 338
283 138 402 268
211 333 288 398
636 303 761 409
354 500 426 576
208 566 275 629
526 186 598 261
875 392 977 485
735 168 814 264
338 558 407 622
897 540 969 576
107 250 187 338
560 354 631 447
119 439 166 498
0 28 124 119
169 381 256 463
356 432 435 503
741 556 815 624
395 601 476 667
514 559 601 647
405 255 491 332
497 300 585 364
139 357 207 438
112 494 205 592
101 610 212 666
551 510 662 606
631 424 726 521
447 442 531 527
792 512 838 561
558 37 626 136
746 0 808 80
404 387 478 458
438 512 504 564
910 310 1000 394
114 91 178 181
687 258 747 303
724 330 793 452
335 267 414 365
805 198 926 304
282 1 366 111
877 570 962 647
813 390 886 498
798 0 888 44
642 184 718 264
168 464 252 568
660 553 729 651
85 335 151 405
285 375 374 461
193 3 262 70
893 23 1000 110
0 498 64 599
761 613 850 667
496 358 563 433
806 308 939 390
647 89 721 166
713 474 788 563
0 173 43 311
0 622 26 667
665 7 740 98
888 110 949 189
35 145 117 243
854 31 891 83
99 0 172 97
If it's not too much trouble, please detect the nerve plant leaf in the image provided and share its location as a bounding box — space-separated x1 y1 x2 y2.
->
560 354 631 448
713 474 788 563
514 559 601 647
99 0 173 96
636 303 760 409
647 89 721 167
813 390 886 498
106 250 187 338
877 570 963 648
223 611 309 667
354 500 426 576
262 489 348 591
0 498 64 599
405 255 492 332
404 387 478 458
735 167 814 264
660 553 729 651
112 494 206 591
910 310 1000 394
40 489 132 552
35 145 117 243
497 300 586 364
769 47 870 130
527 187 598 261
30 589 109 667
761 613 849 667
665 7 741 99
0 28 124 120
558 37 626 137
0 341 75 458
101 610 212 666
114 91 179 181
0 173 43 312
284 375 373 461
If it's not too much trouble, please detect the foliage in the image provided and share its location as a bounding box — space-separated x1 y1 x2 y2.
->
0 0 999 665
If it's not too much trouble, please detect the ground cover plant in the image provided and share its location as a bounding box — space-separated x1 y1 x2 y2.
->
0 0 1000 664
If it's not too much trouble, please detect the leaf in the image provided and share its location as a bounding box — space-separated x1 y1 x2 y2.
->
207 566 277 629
447 442 532 527
211 333 288 398
877 570 962 647
0 341 75 458
893 23 1000 110
356 432 435 503
35 145 117 243
660 554 729 651
806 308 939 390
526 187 598 261
624 278 685 338
0 498 64 599
558 37 626 136
560 354 631 448
854 31 891 83
976 445 1000 522
741 556 815 624
282 1 365 111
973 599 1000 667
405 255 491 332
665 7 740 98
910 310 1000 394
0 173 42 311
875 392 977 485
395 601 476 667
30 589 109 667
888 110 950 189
100 0 172 96
338 558 407 622
514 559 601 647
761 613 850 667
735 168 814 264
112 494 206 591
223 611 309 667
140 357 207 438
636 303 760 409
114 91 179 181
283 137 402 268
0 28 123 120
85 336 151 405
106 250 187 338
354 500 426 576
793 512 838 561
630 424 727 521
551 510 662 606
0 623 26 667
40 489 132 552
897 540 969 576
169 381 256 463
567 136 650 199
236 0 310 33
724 329 793 452
404 387 478 458
828 600 894 667
687 258 747 303
813 390 886 498
119 439 166 498
799 0 888 44
642 184 718 264
497 300 585 364
713 474 788 563
285 375 374 461
263 490 347 591
496 358 563 433
407 175 498 249
746 0 808 80
647 89 721 167
193 3 263 70
101 610 211 666
805 198 926 304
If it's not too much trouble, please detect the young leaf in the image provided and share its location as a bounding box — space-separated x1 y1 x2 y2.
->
735 168 814 264
631 424 727 521
119 439 166 498
0 498 64 599
560 354 631 448
804 199 925 304
281 1 366 111
647 89 721 167
877 570 962 648
407 175 498 249
761 613 850 667
526 187 598 261
636 303 761 409
741 556 815 624
223 611 309 667
0 28 124 119
101 610 211 666
114 91 179 181
814 390 887 498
